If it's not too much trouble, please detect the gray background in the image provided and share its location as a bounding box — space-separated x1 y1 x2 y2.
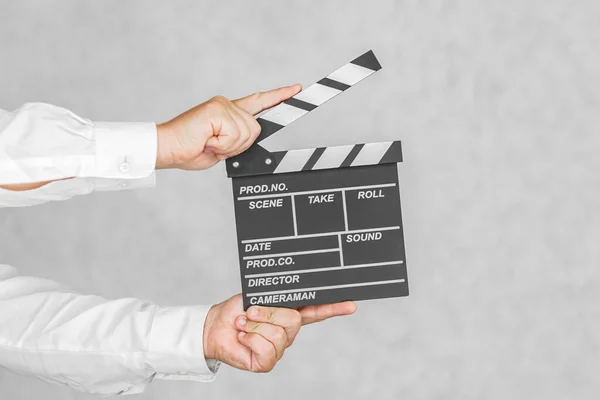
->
1 0 599 399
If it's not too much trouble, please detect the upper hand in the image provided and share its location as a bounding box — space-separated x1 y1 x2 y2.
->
156 84 302 170
203 294 356 372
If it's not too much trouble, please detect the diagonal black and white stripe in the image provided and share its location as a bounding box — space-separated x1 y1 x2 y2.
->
255 50 382 143
271 141 402 174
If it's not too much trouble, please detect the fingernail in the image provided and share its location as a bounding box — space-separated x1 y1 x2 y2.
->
249 307 259 318
237 316 247 326
239 331 246 338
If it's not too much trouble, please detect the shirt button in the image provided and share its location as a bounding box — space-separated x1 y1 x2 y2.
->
119 162 130 173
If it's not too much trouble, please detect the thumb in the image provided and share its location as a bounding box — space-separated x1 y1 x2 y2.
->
201 148 222 164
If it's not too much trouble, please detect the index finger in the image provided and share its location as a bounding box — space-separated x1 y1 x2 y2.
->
298 301 357 325
233 84 302 115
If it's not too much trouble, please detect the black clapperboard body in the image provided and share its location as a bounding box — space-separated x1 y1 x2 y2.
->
226 51 408 310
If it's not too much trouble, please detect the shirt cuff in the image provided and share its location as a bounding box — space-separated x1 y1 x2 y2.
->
94 122 157 179
147 305 221 383
94 173 156 192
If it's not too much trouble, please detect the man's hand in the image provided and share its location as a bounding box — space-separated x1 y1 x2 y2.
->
203 294 357 372
0 86 299 191
156 84 302 171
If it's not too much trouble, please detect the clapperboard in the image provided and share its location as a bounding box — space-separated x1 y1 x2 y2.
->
225 50 408 310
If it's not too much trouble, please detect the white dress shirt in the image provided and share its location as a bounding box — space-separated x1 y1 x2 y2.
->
0 103 219 395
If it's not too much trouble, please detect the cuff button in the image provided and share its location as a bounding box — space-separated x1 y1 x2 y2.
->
119 162 131 173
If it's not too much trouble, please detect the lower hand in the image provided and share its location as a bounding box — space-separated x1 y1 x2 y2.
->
156 85 302 171
203 294 356 372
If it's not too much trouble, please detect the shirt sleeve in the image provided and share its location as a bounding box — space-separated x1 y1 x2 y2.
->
0 264 221 396
0 103 157 185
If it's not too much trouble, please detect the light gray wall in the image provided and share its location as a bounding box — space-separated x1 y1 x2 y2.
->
1 1 600 399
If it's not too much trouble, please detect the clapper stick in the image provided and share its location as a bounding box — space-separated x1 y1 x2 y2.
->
225 50 409 310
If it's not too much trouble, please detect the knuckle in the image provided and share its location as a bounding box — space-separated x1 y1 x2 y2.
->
266 343 277 359
291 311 302 327
255 352 276 373
251 363 262 373
265 356 277 372
265 308 276 322
206 99 226 112
264 363 275 373
251 92 265 109
274 327 286 343
250 120 261 136
311 308 325 323
255 364 271 373
211 95 228 103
